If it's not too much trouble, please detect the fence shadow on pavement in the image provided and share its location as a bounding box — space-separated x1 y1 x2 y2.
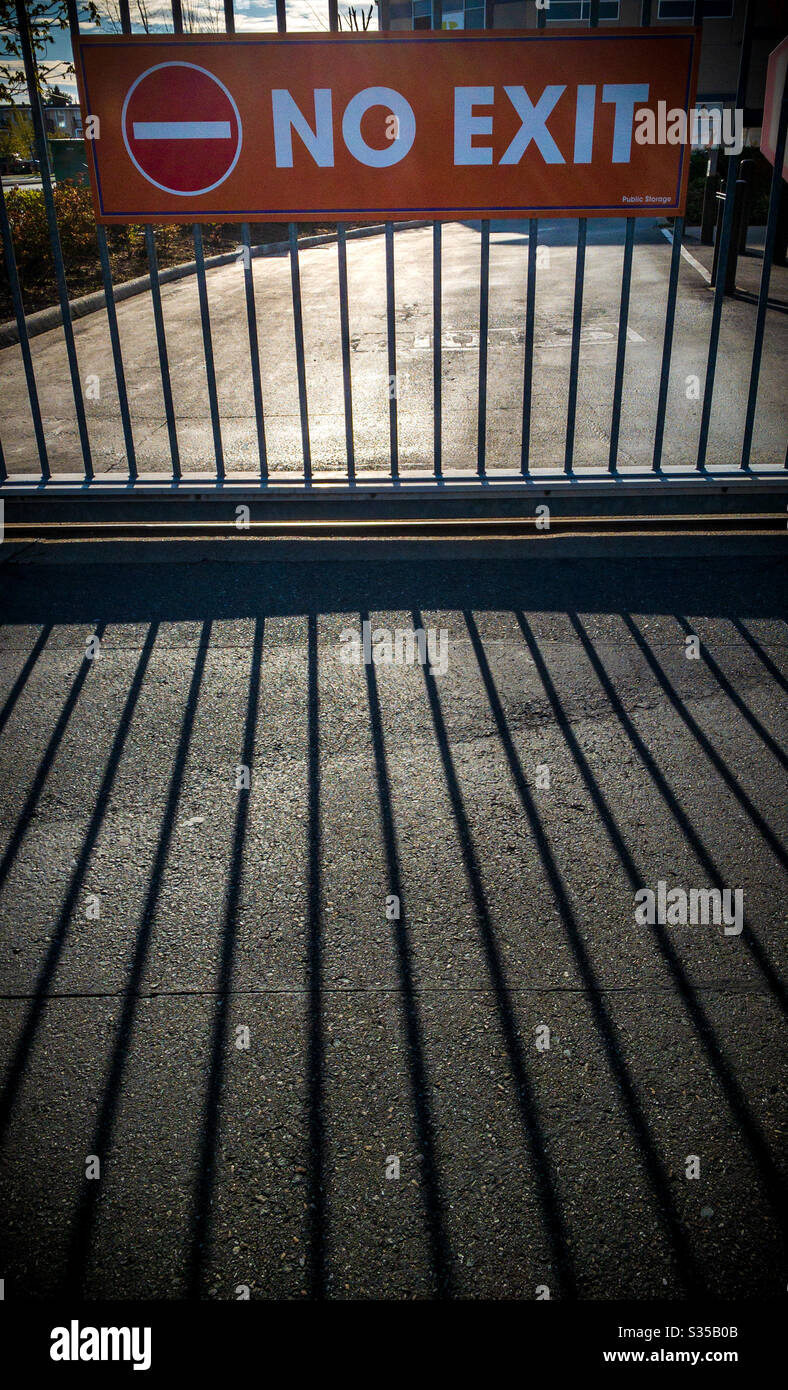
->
0 550 785 1298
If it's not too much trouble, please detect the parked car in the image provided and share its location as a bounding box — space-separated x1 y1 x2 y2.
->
0 152 38 175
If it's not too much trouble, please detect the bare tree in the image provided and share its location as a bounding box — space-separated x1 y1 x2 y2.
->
0 1 100 102
181 0 223 30
339 5 372 30
94 0 155 31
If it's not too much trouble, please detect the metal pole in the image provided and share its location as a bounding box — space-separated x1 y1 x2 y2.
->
564 217 587 472
193 224 225 480
477 221 490 476
652 217 684 472
385 221 399 479
289 222 312 483
240 226 268 481
741 79 788 471
330 0 354 483
14 0 92 479
66 0 136 479
520 218 538 475
0 181 50 479
433 221 442 478
97 227 137 480
336 225 355 483
274 4 311 482
696 0 754 470
608 217 636 473
145 225 181 478
700 160 718 245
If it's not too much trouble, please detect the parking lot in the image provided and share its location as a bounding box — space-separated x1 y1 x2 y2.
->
2 218 786 477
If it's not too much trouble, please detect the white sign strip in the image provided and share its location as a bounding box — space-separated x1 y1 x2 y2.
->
133 121 232 140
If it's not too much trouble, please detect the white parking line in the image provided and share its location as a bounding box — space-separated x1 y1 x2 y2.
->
661 227 711 284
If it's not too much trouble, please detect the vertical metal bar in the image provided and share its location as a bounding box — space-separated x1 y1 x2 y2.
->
640 0 652 23
275 5 307 482
696 0 753 471
337 225 355 483
145 225 181 479
15 0 92 479
119 0 131 27
192 225 224 480
241 225 268 481
97 227 137 479
66 0 137 479
329 0 352 482
67 0 132 481
433 222 442 478
0 183 49 479
430 0 444 476
274 2 310 482
379 0 391 27
289 222 312 483
589 0 600 25
171 0 184 32
608 217 635 473
520 217 538 475
224 0 236 32
477 219 490 477
564 216 587 473
652 215 683 472
741 82 788 472
385 221 399 479
0 430 6 485
537 3 546 30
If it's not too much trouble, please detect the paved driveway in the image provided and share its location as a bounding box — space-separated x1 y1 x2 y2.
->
0 540 785 1298
1 219 786 475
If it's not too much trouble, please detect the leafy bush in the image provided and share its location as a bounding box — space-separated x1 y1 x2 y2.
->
1 181 98 285
0 181 236 310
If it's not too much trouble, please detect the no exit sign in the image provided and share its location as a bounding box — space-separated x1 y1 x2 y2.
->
74 30 699 223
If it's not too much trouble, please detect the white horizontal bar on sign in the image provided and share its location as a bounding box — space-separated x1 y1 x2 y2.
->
132 121 232 140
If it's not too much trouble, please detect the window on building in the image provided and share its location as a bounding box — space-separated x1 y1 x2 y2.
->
547 1 620 20
411 0 487 27
657 1 734 17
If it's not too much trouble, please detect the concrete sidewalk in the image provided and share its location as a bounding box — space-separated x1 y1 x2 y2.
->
1 219 786 477
0 542 785 1299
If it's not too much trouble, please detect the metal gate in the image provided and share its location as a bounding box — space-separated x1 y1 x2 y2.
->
0 0 786 509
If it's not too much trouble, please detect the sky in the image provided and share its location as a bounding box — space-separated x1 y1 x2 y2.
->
3 0 380 101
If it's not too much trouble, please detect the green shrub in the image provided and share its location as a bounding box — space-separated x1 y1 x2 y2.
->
0 181 239 313
1 181 99 285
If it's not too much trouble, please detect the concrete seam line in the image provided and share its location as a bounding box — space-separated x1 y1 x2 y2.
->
0 221 432 348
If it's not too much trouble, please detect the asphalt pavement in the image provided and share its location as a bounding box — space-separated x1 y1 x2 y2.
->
2 219 786 476
0 539 785 1299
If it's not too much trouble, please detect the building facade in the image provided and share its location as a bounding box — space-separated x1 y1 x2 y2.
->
0 105 83 139
380 0 786 122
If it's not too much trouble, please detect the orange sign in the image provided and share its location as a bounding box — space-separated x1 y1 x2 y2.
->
74 30 699 223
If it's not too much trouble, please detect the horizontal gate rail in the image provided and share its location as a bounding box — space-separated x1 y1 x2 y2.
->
1 469 783 498
0 0 786 504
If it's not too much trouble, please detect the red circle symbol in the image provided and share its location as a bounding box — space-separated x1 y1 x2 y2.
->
122 62 242 197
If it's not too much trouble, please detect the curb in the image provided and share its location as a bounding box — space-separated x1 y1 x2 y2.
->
0 220 431 349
